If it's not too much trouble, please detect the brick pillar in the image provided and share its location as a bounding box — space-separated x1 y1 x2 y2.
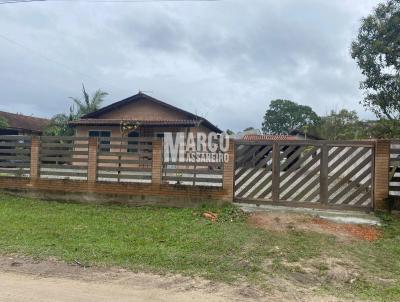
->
152 139 162 185
374 139 390 210
87 137 98 185
223 139 235 202
30 136 40 182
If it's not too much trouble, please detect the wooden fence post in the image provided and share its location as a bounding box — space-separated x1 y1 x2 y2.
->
223 139 235 202
87 137 98 185
374 139 390 210
152 139 162 185
30 136 40 182
320 143 329 203
272 142 280 203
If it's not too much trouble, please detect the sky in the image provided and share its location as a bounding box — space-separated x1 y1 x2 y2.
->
0 0 382 132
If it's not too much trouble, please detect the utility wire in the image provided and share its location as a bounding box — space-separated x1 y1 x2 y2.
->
0 0 220 4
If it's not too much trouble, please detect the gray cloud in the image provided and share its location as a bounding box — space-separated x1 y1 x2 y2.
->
0 0 380 132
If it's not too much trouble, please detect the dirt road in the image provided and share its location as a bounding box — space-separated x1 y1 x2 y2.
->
0 256 358 302
0 271 237 302
0 256 263 302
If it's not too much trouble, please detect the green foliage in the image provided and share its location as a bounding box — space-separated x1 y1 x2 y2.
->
0 116 9 129
243 127 254 131
351 0 400 121
44 84 108 136
262 99 320 134
43 112 76 136
70 84 108 117
364 119 400 138
316 109 365 140
225 129 235 135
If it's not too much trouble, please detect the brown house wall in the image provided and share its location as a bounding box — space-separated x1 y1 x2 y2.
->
98 99 190 120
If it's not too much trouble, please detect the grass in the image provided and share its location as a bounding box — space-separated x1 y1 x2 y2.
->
0 193 399 301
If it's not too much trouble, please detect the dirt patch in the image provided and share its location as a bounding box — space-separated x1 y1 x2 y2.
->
311 218 381 241
248 212 381 241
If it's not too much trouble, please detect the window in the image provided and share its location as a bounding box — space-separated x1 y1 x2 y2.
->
89 131 111 152
127 131 139 153
154 132 164 139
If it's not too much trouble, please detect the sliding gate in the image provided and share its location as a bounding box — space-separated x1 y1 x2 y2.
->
234 140 375 210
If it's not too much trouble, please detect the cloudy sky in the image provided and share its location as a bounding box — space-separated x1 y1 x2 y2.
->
0 0 381 131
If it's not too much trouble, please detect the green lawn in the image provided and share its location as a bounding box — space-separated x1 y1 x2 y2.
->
0 193 399 301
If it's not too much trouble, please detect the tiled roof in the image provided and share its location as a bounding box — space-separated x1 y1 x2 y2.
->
242 134 298 141
79 92 221 133
0 111 50 133
69 119 199 127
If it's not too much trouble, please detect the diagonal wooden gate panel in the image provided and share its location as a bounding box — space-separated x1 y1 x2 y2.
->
279 145 321 202
327 145 373 208
234 140 374 210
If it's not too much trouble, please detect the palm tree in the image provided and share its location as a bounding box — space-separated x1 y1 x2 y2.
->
70 84 108 117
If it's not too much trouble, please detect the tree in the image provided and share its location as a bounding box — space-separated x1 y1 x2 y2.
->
0 116 8 129
351 0 400 120
44 84 108 136
364 119 400 138
225 129 235 135
262 99 320 134
316 109 365 140
70 84 108 117
43 108 77 136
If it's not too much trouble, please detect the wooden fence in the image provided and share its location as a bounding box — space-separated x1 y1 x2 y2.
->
0 135 31 177
39 136 89 180
0 135 395 211
97 137 153 183
235 140 375 210
161 138 225 187
162 159 223 187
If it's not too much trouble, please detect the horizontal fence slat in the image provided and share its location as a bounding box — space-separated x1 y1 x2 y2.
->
40 143 88 148
97 173 152 180
40 156 88 163
0 162 30 168
163 168 223 175
0 136 31 141
41 136 90 141
40 150 88 156
98 167 151 172
97 143 152 149
163 162 223 167
0 155 30 160
97 151 152 157
100 137 155 142
40 170 88 177
40 164 88 169
0 167 29 173
0 143 31 147
97 159 152 165
0 149 30 154
163 176 222 183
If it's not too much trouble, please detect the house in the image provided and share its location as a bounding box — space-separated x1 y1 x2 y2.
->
69 92 221 140
288 129 322 140
229 128 262 140
239 130 323 142
242 134 298 141
0 111 50 135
